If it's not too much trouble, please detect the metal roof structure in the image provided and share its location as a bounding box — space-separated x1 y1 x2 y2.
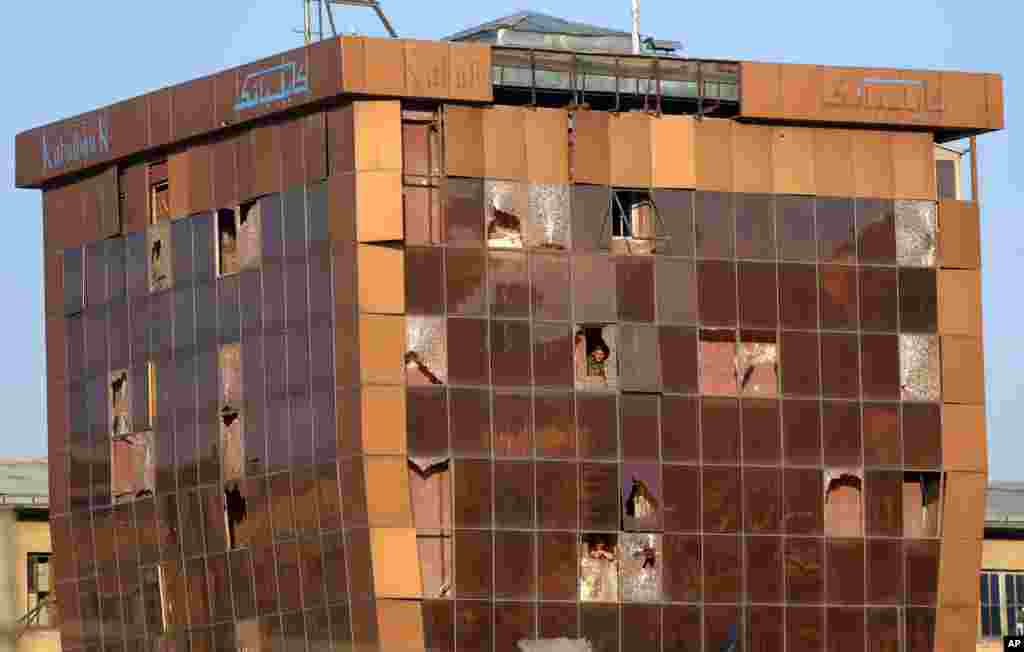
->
0 458 48 508
987 482 1024 531
446 10 681 53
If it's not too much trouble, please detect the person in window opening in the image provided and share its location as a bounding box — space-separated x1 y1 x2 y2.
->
625 477 659 521
574 328 611 387
580 534 618 602
220 223 238 266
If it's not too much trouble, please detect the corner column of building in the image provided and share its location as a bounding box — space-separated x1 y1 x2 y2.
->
935 198 987 651
333 99 425 652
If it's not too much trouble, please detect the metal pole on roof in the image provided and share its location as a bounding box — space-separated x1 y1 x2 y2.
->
327 0 398 38
303 0 312 44
631 0 641 54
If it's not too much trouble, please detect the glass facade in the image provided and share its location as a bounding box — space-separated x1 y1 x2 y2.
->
38 57 987 652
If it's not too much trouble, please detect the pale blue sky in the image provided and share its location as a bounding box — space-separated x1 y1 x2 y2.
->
3 1 1017 476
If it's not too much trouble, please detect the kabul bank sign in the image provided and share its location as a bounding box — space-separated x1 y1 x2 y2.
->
41 113 111 171
824 73 944 113
235 60 309 112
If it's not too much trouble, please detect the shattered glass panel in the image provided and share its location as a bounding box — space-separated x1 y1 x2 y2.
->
527 183 571 250
580 533 619 602
111 431 155 503
620 533 661 603
895 200 937 267
899 335 940 401
486 180 527 249
737 332 778 398
407 316 447 385
574 325 618 391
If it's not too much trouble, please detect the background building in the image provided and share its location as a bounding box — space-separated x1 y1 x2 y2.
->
979 482 1024 649
16 11 1002 652
0 459 57 652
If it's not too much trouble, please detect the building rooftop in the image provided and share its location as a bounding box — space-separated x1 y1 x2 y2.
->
446 10 682 53
14 26 1004 189
0 458 48 508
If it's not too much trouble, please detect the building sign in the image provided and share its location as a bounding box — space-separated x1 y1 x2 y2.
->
41 113 110 171
824 73 943 113
235 60 309 112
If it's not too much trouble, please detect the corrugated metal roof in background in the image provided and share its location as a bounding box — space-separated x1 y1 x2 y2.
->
987 481 1024 527
0 458 49 506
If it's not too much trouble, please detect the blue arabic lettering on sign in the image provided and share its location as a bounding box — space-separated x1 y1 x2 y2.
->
41 113 111 171
235 61 310 112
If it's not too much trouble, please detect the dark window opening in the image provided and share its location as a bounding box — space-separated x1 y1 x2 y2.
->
218 208 239 276
225 483 247 550
610 190 665 254
936 159 958 200
487 205 524 249
110 369 130 436
574 325 617 390
904 472 941 538
148 161 169 223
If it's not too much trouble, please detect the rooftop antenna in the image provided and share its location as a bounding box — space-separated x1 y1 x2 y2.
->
303 0 398 43
631 0 641 54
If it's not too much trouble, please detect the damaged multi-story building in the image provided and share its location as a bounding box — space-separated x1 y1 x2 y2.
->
17 9 1002 652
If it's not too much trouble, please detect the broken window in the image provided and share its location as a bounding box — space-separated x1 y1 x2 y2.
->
218 202 262 277
486 180 526 249
149 161 170 223
224 482 247 550
895 199 938 267
410 457 452 598
526 184 571 250
109 369 131 436
903 472 941 538
111 431 155 503
580 533 619 602
26 553 52 627
899 334 940 401
609 189 665 255
574 325 618 391
620 533 661 602
219 343 243 481
737 331 778 397
146 220 173 292
824 470 864 537
622 462 661 532
217 209 239 276
406 316 447 385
